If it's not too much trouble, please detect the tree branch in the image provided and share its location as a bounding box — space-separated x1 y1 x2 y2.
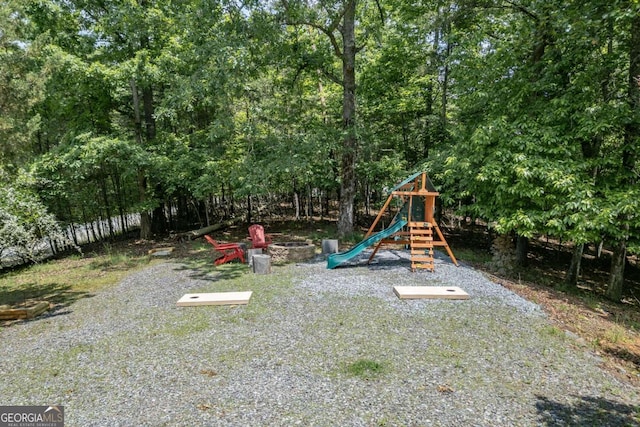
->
374 0 385 24
281 0 344 58
319 66 343 86
501 0 539 23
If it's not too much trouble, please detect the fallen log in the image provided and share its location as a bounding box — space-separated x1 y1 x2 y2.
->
176 217 243 241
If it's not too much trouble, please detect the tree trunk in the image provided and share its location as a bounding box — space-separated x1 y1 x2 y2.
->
151 202 167 234
131 78 153 240
247 194 252 224
137 171 152 239
606 12 640 301
606 238 627 302
565 243 584 287
515 235 528 268
337 0 357 237
441 27 451 128
293 190 300 220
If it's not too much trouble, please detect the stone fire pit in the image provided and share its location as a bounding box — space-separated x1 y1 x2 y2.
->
268 242 316 264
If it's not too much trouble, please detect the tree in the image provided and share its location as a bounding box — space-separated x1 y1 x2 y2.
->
606 6 640 301
0 171 68 265
281 0 362 235
0 0 47 169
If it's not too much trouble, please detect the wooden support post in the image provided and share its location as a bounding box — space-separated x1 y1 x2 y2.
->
367 240 385 264
433 224 458 266
365 194 394 238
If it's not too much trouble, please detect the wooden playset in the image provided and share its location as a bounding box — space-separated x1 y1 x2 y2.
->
364 171 458 271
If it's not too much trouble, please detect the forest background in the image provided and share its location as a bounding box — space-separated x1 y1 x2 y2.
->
1 0 640 304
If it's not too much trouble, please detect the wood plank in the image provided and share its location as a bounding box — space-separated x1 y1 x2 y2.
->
177 291 252 307
411 263 434 269
0 301 50 320
410 256 434 262
393 286 469 300
408 222 432 228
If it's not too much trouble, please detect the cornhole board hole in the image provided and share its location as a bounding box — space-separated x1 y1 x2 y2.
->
177 291 252 307
393 286 469 300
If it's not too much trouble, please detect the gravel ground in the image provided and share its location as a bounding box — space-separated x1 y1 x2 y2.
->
1 250 639 426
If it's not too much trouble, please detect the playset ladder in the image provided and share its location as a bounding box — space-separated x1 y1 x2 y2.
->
409 221 435 272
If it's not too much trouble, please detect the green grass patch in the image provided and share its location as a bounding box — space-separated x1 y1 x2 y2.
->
172 259 296 326
0 250 154 309
344 358 387 379
541 324 565 338
162 311 212 337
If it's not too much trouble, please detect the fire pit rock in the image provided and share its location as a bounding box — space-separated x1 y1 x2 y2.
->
268 242 317 264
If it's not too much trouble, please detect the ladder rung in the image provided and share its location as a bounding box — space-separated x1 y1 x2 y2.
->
411 250 433 255
411 265 435 271
408 222 432 228
411 256 435 262
412 261 435 266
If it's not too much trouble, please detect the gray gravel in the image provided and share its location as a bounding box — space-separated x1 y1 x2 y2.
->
1 250 638 426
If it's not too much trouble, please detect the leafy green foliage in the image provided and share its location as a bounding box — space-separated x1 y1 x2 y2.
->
428 0 640 252
1 0 640 280
0 172 67 264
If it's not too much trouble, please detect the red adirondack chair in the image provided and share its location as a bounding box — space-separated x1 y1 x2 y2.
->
247 224 273 249
204 235 245 265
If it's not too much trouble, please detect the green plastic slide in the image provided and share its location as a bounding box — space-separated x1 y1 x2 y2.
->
326 219 408 269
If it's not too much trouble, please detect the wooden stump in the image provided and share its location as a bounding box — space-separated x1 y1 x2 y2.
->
247 248 263 266
322 239 339 254
252 254 271 274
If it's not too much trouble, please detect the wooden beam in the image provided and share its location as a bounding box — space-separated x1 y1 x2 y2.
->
365 193 395 238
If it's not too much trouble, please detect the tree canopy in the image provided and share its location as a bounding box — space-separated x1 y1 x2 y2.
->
1 0 639 299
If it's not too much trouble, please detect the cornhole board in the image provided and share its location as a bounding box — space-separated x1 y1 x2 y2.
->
393 286 469 300
177 291 252 307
